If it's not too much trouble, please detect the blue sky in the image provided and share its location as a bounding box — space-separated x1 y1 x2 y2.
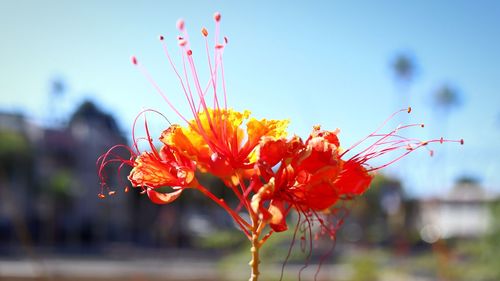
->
1 0 499 197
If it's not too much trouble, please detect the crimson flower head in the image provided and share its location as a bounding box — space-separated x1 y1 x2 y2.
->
252 114 463 233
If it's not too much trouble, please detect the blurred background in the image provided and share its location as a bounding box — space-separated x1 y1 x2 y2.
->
1 1 499 280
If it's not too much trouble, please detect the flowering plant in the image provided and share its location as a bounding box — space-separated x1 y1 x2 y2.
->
97 13 462 281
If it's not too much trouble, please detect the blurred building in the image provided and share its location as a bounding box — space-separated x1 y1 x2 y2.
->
0 102 133 253
341 174 498 249
418 178 496 242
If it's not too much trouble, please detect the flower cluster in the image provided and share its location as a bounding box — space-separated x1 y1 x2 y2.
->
96 13 463 281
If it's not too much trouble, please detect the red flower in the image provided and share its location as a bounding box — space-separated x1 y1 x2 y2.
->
128 145 196 204
252 116 463 233
97 13 464 280
97 15 465 274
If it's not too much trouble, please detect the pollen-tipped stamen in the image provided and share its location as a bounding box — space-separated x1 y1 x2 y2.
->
159 36 198 117
341 107 412 157
97 144 137 197
132 57 190 124
131 108 171 154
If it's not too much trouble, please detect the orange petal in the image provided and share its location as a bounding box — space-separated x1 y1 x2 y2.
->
269 200 288 232
246 118 289 150
128 148 195 188
146 189 183 205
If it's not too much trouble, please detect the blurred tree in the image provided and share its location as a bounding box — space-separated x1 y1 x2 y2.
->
430 84 463 189
0 129 36 249
391 53 417 107
48 77 67 126
392 54 416 85
390 53 418 184
0 130 32 165
69 100 121 134
433 84 462 114
455 175 480 185
345 174 416 247
50 77 66 97
454 200 500 281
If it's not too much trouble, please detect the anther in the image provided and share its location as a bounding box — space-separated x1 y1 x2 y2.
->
186 49 193 56
460 139 464 145
131 56 138 65
178 39 187 47
224 36 228 44
98 193 106 199
158 35 164 41
407 106 412 113
215 44 224 49
201 27 208 37
176 19 185 30
440 137 444 144
108 191 116 196
124 186 129 193
420 124 425 128
214 12 221 22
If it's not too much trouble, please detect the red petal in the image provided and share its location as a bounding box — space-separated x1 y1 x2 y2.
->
304 183 339 211
337 161 373 195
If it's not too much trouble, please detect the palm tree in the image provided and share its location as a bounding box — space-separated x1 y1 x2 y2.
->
47 77 67 126
391 53 417 108
390 53 417 183
431 83 462 194
433 84 462 115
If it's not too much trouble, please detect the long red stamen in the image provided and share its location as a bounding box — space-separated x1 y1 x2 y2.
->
132 57 189 124
195 183 251 238
131 108 171 154
341 107 410 157
341 108 463 173
97 144 137 197
202 27 221 111
159 36 197 117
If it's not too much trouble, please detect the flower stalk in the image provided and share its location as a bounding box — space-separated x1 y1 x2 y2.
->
249 220 262 281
